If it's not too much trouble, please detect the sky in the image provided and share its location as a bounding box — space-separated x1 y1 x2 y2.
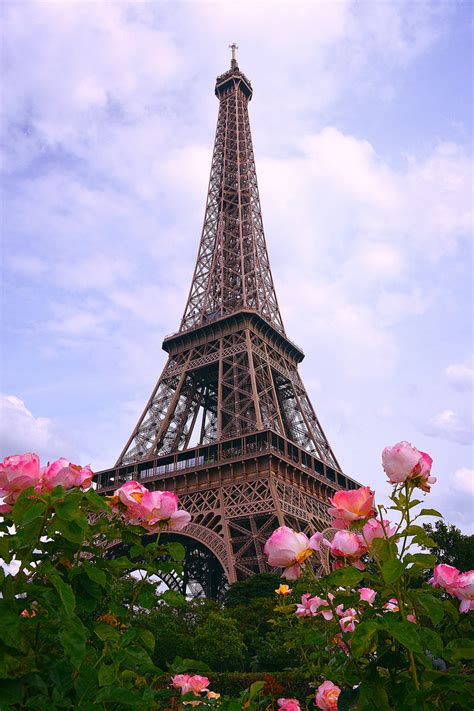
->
1 1 473 532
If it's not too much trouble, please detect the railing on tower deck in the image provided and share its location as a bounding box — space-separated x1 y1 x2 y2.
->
95 429 360 494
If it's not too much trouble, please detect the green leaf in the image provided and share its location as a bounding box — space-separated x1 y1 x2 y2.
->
55 490 84 520
385 618 424 653
14 501 46 527
161 589 185 606
419 628 444 657
248 680 265 700
50 575 75 616
83 563 107 588
95 687 143 704
382 559 405 584
337 687 359 711
419 508 443 518
0 601 22 650
139 628 155 654
413 592 444 625
325 566 364 587
58 619 87 668
94 622 120 642
405 552 437 568
165 541 186 562
351 620 379 658
98 663 117 687
404 525 428 536
446 638 474 660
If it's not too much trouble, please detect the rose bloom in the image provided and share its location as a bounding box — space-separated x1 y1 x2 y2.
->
264 526 320 580
324 530 367 570
121 489 191 532
277 698 301 711
382 441 436 491
171 674 190 692
0 453 42 512
383 598 400 613
316 680 341 711
42 458 93 492
339 607 358 633
187 675 210 695
362 518 396 546
453 571 474 613
429 564 461 594
275 584 293 595
295 593 323 618
333 632 351 656
358 587 377 605
327 486 375 529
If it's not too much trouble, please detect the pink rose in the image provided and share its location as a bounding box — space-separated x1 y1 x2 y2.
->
362 518 396 546
429 564 461 594
382 442 436 491
277 699 301 711
451 571 474 613
327 486 375 529
315 680 341 711
134 490 191 532
358 587 377 605
383 598 399 613
339 607 358 633
114 480 148 508
407 613 417 624
42 458 93 492
187 675 210 694
264 526 318 580
295 593 324 618
171 674 190 692
324 530 367 570
0 453 42 510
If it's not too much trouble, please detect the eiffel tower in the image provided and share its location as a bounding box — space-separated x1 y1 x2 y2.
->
96 47 359 598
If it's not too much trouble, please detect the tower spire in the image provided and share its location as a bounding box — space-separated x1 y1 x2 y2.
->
229 42 238 69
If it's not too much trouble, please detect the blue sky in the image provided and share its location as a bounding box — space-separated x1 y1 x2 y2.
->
1 1 473 531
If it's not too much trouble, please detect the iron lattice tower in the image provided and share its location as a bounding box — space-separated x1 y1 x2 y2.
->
97 51 360 597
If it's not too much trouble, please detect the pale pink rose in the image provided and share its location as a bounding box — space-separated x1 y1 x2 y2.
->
407 613 417 624
383 598 399 613
362 518 396 546
309 531 323 551
315 680 341 711
187 675 210 695
358 587 377 605
382 442 436 491
451 571 474 613
324 530 367 570
42 458 93 491
295 593 323 618
339 607 358 633
135 490 191 532
113 481 148 508
171 674 190 692
429 564 461 594
327 486 375 529
264 526 316 580
0 453 42 510
277 699 301 711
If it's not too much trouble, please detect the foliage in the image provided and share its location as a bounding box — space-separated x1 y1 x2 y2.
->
422 520 474 571
224 572 282 607
0 484 190 709
189 612 248 671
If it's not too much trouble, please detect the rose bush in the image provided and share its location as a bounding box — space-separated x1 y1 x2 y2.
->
1 443 473 709
263 441 473 709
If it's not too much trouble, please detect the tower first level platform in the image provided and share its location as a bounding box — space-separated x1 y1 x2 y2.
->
95 428 360 583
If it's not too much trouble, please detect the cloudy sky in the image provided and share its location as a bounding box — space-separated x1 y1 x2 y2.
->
1 1 473 531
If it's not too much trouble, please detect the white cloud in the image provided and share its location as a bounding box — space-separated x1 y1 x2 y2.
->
446 358 474 391
0 394 69 461
423 409 473 445
452 468 474 496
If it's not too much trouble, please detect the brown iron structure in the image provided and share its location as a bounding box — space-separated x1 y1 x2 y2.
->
96 50 360 598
